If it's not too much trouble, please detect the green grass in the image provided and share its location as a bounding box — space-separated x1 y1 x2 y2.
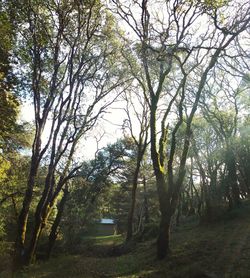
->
0 241 13 277
81 234 123 245
3 201 250 277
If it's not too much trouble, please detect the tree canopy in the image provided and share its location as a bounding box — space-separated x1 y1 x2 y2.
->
0 0 250 275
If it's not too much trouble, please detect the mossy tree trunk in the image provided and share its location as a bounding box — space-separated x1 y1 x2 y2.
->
47 188 69 259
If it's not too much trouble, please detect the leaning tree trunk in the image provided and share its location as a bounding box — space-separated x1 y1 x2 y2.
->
13 146 41 269
47 188 69 259
25 172 55 264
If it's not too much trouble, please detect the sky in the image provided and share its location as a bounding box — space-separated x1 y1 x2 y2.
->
20 98 126 160
19 0 249 161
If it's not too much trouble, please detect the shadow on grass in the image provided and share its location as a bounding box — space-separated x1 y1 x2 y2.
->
5 199 250 277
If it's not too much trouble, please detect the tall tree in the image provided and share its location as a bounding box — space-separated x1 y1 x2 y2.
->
0 1 26 153
13 0 126 267
199 56 250 208
112 0 250 259
46 138 130 255
122 90 149 241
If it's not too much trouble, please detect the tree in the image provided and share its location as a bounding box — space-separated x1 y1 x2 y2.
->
122 89 149 241
112 0 250 259
13 0 126 267
189 117 223 221
46 138 130 255
0 2 33 243
0 2 29 153
200 67 248 208
237 118 250 196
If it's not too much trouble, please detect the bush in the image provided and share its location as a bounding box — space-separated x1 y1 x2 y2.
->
135 222 159 241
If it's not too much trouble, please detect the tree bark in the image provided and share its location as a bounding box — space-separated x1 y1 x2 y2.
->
226 148 240 208
143 176 149 224
25 173 55 264
126 156 141 242
13 151 40 269
157 210 171 259
47 188 69 259
155 174 173 259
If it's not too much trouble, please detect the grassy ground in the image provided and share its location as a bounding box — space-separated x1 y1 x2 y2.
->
2 202 250 277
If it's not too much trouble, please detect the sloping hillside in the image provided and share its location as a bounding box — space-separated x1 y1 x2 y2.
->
2 202 250 277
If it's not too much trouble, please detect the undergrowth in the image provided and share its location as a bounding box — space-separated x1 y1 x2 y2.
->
2 201 250 277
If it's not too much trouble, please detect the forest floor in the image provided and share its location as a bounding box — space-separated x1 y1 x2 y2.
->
2 201 250 277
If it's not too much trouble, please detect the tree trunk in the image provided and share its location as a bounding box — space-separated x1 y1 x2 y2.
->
176 196 182 226
143 176 149 224
13 155 39 269
25 195 51 263
25 172 57 264
25 221 43 264
126 191 136 241
126 170 139 241
226 148 240 208
157 212 171 259
47 189 68 259
126 149 144 242
155 176 173 259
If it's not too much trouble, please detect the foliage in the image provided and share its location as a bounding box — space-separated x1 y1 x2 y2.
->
0 200 248 277
0 0 250 273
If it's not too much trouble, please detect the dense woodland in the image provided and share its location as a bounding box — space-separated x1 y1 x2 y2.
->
0 0 250 277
